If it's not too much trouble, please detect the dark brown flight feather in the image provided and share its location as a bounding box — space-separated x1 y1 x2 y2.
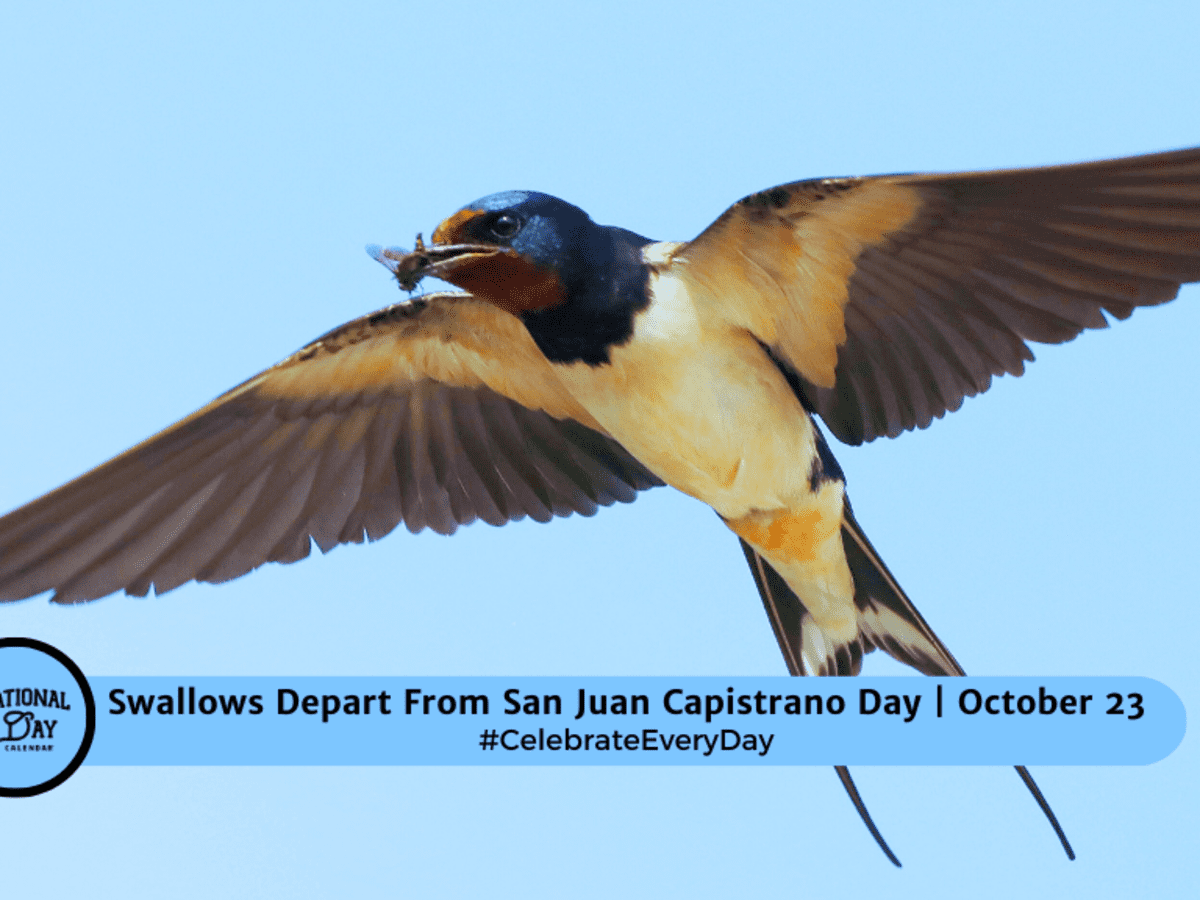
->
0 293 662 604
684 146 1200 444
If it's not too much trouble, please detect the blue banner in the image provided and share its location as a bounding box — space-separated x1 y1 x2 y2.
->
77 676 1185 766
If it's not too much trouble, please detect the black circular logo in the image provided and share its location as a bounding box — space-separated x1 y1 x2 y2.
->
0 637 96 797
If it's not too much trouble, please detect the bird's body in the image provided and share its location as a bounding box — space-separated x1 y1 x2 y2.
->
566 247 811 516
4 146 1200 864
563 247 860 666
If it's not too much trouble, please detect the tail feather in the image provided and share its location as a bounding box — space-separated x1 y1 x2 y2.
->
737 509 1076 862
738 535 901 867
739 537 805 675
841 504 964 677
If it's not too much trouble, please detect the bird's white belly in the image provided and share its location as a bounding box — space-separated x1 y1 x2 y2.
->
552 274 818 520
549 271 858 644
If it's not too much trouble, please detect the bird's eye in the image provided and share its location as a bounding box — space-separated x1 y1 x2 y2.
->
489 213 522 239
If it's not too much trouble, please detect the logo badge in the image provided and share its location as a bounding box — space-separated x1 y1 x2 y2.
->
0 638 96 797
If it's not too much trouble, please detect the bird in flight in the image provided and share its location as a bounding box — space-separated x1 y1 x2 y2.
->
2 147 1198 865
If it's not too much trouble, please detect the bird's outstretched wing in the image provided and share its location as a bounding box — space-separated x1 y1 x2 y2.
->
680 147 1200 444
0 292 662 604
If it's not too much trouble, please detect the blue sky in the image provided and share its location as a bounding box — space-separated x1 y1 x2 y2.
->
2 2 1198 896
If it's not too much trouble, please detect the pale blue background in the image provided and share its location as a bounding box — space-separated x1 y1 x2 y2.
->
2 2 1197 896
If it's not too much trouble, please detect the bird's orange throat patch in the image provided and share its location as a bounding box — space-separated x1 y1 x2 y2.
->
439 250 568 315
429 208 568 314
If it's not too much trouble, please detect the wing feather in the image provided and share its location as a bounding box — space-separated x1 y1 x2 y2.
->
0 292 663 603
681 147 1200 444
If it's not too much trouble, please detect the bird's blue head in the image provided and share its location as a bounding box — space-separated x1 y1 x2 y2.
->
376 190 653 364
422 191 606 314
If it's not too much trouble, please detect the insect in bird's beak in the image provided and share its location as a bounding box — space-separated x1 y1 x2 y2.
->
367 232 503 292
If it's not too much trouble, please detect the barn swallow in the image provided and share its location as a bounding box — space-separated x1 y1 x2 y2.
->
3 147 1199 865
